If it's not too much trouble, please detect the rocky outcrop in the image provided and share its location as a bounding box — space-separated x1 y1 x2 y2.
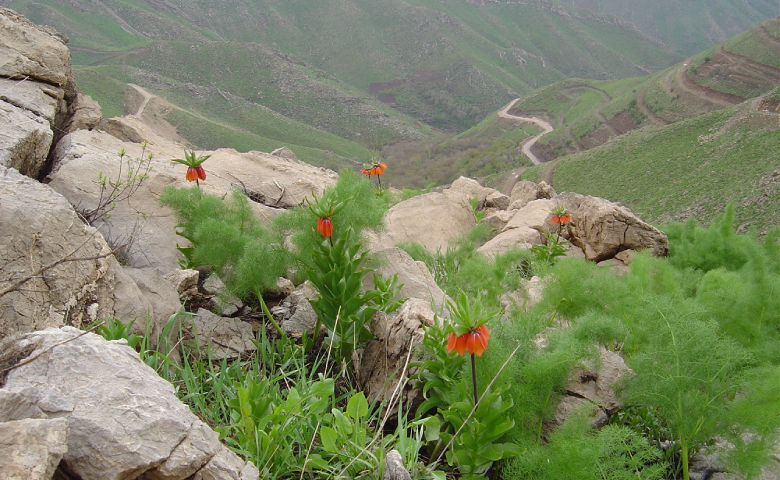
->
0 417 68 480
355 299 438 409
381 191 476 252
0 166 176 340
1 327 258 479
553 348 630 429
478 198 555 258
365 247 449 314
47 128 338 273
557 192 669 261
0 8 100 179
188 308 256 360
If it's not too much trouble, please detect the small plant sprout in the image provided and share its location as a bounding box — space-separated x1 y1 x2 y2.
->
81 142 153 226
360 159 388 189
172 150 210 188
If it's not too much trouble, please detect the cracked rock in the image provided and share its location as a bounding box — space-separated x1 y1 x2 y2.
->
1 327 258 480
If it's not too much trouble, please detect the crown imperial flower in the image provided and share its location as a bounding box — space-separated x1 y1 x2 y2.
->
447 324 491 356
317 217 333 238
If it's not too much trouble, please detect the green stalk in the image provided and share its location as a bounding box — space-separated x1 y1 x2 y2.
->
255 287 284 337
471 353 478 406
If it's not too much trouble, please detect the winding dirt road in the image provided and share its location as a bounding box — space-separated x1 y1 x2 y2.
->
128 83 153 117
497 99 554 165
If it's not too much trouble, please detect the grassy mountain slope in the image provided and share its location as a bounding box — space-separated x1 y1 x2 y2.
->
506 16 780 162
556 0 779 56
3 0 681 137
524 89 780 235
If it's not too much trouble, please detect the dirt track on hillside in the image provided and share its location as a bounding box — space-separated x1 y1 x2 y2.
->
497 100 554 166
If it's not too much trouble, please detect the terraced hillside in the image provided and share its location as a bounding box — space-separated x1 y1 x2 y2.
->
506 16 780 163
524 89 780 236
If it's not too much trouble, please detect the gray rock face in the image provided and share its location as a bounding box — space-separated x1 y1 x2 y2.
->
383 449 412 480
0 417 69 480
189 308 256 360
0 8 101 179
47 128 337 273
383 192 475 252
553 348 630 430
557 192 669 261
0 166 179 342
0 8 72 87
477 199 554 258
2 327 258 480
277 281 319 334
509 180 556 208
366 247 449 314
355 299 437 408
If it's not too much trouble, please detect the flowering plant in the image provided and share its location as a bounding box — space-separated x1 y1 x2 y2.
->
531 206 572 264
360 160 388 189
172 150 210 187
307 191 347 241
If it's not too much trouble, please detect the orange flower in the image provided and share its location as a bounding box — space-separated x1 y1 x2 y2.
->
447 324 490 356
186 165 206 182
551 214 571 225
317 217 333 238
375 163 387 175
360 168 371 176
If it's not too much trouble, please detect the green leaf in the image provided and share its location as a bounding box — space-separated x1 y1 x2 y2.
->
319 426 339 452
346 391 369 420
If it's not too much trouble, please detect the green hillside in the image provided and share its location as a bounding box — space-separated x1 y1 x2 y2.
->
2 0 682 144
505 16 780 162
556 0 779 55
523 88 780 235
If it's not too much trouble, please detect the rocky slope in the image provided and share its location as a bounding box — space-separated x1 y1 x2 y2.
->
0 9 673 480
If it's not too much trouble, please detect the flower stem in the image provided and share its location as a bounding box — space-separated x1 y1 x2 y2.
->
471 353 478 406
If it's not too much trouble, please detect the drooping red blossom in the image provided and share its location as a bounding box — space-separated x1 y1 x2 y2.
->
447 324 490 357
551 214 571 225
361 168 371 176
317 217 333 238
186 165 206 182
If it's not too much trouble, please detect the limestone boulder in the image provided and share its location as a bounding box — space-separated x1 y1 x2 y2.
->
122 266 183 337
355 299 437 408
0 417 69 480
383 192 475 252
509 180 556 209
0 9 100 179
0 98 53 178
47 128 337 273
556 192 669 261
2 327 258 479
0 8 73 88
0 166 163 339
485 190 511 210
188 308 256 360
365 247 449 314
477 199 555 258
553 348 630 429
275 281 319 335
442 176 497 207
480 210 514 235
164 268 200 303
